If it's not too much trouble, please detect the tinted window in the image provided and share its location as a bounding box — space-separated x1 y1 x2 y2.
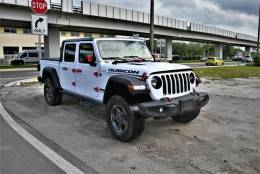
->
79 43 95 63
4 27 16 33
64 44 76 62
23 28 31 34
28 52 38 57
20 53 27 58
71 32 79 37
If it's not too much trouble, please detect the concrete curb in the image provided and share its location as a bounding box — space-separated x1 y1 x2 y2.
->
4 77 38 87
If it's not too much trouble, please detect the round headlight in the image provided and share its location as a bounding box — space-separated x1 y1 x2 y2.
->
190 73 195 84
151 76 162 89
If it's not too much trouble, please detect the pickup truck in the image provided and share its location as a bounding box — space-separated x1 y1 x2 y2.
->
38 37 209 142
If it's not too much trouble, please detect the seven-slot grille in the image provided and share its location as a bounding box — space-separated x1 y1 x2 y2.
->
160 72 191 95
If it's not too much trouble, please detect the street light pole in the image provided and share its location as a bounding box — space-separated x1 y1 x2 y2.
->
257 5 260 54
150 0 154 57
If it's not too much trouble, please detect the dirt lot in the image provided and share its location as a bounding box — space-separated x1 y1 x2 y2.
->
0 78 259 174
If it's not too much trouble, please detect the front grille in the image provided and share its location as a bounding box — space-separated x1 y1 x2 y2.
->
161 72 191 95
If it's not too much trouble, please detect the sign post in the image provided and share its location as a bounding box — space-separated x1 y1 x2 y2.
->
30 0 49 60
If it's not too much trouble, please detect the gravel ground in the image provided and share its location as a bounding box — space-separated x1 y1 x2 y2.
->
1 78 259 174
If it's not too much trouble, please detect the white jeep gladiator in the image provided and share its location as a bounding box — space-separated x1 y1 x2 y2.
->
38 38 209 142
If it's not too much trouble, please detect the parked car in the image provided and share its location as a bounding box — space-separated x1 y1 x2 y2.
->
205 57 224 66
242 56 253 63
10 49 44 65
232 56 242 61
38 37 209 142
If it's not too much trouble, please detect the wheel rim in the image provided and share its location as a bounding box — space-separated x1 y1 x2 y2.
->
45 83 53 101
110 104 128 135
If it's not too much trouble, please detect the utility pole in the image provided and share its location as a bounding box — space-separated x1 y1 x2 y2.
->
257 5 260 54
150 0 155 57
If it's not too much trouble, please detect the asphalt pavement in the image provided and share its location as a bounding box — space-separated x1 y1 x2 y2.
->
0 69 65 174
0 69 38 85
0 116 65 174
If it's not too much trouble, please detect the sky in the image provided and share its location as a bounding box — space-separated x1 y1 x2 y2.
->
71 0 259 36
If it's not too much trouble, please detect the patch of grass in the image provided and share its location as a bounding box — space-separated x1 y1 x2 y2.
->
173 59 232 64
0 64 37 69
194 66 260 80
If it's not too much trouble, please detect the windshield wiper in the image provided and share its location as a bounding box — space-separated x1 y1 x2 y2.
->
123 56 150 62
103 57 129 64
103 56 150 64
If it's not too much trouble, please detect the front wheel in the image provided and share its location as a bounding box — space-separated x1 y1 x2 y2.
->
44 79 62 106
171 109 201 123
106 95 145 142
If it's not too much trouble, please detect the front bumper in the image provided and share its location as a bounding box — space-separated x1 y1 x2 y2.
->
138 92 209 119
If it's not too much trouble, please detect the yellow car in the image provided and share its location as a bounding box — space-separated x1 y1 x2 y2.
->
205 57 224 66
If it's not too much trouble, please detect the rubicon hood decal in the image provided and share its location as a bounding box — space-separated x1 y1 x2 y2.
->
103 62 192 76
108 68 140 75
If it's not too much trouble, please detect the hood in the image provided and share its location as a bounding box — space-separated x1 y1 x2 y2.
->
102 61 192 76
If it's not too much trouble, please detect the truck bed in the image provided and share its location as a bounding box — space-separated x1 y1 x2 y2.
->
39 59 60 77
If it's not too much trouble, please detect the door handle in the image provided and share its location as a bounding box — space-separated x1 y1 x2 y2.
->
72 68 82 74
72 68 76 73
76 69 82 73
62 67 68 71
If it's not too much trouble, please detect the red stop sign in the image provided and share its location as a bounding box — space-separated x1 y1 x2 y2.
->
31 0 48 15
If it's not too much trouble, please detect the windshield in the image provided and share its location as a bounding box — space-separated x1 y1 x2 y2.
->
97 40 153 60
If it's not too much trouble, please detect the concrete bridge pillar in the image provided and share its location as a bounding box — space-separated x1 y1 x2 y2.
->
44 28 60 58
245 46 251 56
215 44 224 59
166 38 172 60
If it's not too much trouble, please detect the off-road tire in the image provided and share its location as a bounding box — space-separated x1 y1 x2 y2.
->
171 109 201 123
106 95 145 142
44 78 62 106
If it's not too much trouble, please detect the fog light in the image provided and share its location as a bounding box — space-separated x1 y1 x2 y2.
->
159 107 163 112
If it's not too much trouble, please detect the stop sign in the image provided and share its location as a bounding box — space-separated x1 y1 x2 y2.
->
31 0 48 15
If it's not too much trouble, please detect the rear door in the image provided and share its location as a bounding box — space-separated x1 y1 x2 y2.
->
59 42 77 92
76 42 99 98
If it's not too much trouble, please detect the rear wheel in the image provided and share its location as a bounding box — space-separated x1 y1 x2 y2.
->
44 78 62 106
106 95 144 142
171 109 201 123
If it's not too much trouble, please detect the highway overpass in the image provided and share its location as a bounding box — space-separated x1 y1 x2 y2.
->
0 0 258 59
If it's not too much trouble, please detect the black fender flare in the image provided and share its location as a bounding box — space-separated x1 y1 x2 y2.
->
42 67 62 89
103 75 148 103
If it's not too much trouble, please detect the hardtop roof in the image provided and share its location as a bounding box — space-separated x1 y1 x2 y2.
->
61 37 144 44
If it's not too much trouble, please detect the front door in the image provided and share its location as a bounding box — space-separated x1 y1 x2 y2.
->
59 43 77 92
76 42 99 99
